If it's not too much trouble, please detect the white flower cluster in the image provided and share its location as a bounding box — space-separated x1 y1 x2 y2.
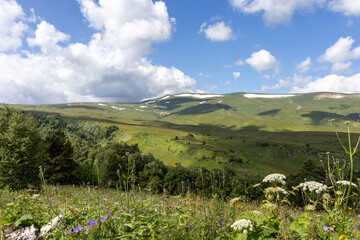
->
299 181 327 194
263 173 286 185
336 180 357 187
230 197 242 205
265 186 288 195
231 219 253 234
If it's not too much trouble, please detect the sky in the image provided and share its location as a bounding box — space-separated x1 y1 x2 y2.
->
0 0 360 104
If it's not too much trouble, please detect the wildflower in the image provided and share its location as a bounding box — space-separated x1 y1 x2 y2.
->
77 224 83 231
262 202 277 210
265 186 288 195
336 180 357 187
358 215 360 219
87 182 90 185
68 228 73 235
86 226 90 232
88 220 97 226
181 181 184 185
252 210 263 216
305 204 316 211
94 186 98 189
323 225 329 231
101 215 108 223
299 181 327 194
263 173 286 185
230 197 243 205
231 219 253 233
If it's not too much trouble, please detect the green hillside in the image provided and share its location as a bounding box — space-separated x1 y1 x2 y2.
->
12 92 360 174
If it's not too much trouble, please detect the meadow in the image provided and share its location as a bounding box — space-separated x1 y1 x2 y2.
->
2 165 360 239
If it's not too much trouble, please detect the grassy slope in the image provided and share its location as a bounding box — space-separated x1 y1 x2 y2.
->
13 92 360 174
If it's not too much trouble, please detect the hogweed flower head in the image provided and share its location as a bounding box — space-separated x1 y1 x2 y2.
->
263 173 286 185
299 181 327 194
265 186 288 195
231 219 253 234
230 197 243 205
336 180 357 187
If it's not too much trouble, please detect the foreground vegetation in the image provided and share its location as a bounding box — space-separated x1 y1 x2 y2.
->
1 171 360 239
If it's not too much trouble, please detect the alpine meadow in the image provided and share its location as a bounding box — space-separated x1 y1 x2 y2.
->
2 0 360 239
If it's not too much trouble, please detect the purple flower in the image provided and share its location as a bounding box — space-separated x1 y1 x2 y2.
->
101 215 108 223
354 225 360 229
126 209 130 213
181 181 184 185
68 228 73 235
86 226 90 232
105 209 108 213
118 208 121 212
88 220 97 226
358 215 360 219
94 186 98 189
87 182 90 185
77 224 83 231
323 225 329 231
109 210 112 214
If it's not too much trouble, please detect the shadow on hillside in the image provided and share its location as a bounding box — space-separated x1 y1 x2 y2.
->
328 104 351 110
301 111 360 125
173 103 233 115
51 105 104 111
257 109 281 116
154 97 205 111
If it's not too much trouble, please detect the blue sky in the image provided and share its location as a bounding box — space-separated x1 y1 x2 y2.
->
1 0 360 104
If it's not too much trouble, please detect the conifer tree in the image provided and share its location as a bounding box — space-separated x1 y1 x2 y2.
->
0 105 43 190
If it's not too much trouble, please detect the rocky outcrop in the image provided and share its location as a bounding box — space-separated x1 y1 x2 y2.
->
39 215 64 239
5 215 64 240
5 225 38 240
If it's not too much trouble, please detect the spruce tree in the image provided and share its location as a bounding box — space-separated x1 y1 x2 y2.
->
0 105 43 190
44 130 78 184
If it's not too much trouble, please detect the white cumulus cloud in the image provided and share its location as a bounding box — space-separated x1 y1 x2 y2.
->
261 74 313 91
328 0 360 16
229 0 325 26
233 72 240 80
235 59 244 66
27 21 70 53
246 49 278 71
0 0 196 104
292 73 360 93
318 36 360 73
0 0 27 52
296 57 311 72
199 21 233 42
